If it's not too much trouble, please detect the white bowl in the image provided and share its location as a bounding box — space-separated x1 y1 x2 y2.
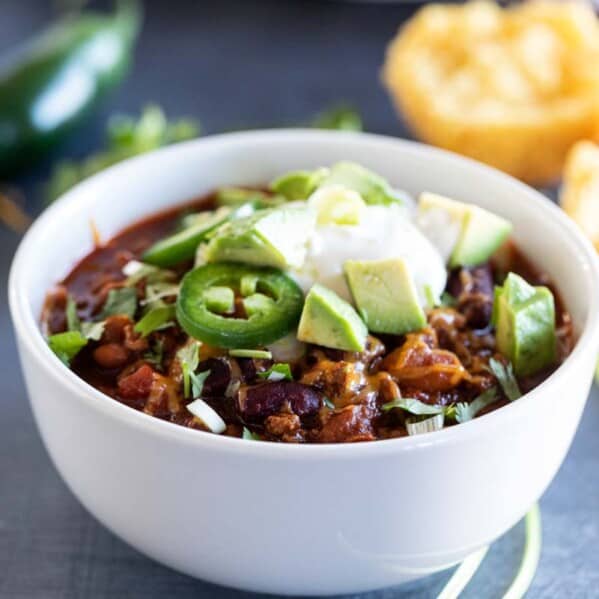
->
9 130 599 596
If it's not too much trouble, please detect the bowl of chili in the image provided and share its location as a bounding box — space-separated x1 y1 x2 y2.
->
9 130 599 595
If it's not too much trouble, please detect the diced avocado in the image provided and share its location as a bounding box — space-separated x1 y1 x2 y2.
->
243 293 275 317
308 184 366 225
271 162 400 205
203 286 235 314
270 168 329 200
344 258 426 335
297 283 367 351
492 272 556 377
418 192 513 268
215 187 284 209
204 205 316 269
318 162 399 206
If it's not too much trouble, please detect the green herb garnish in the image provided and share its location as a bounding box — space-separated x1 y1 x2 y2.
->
99 287 137 320
242 427 262 441
48 331 88 366
453 388 499 423
229 349 273 360
144 338 165 369
382 397 446 416
140 282 179 307
66 295 105 339
190 369 211 399
124 261 176 287
65 295 81 332
258 363 293 382
47 105 200 202
176 341 201 399
80 321 106 341
488 357 522 401
134 304 176 337
308 104 363 131
323 396 335 410
440 292 458 308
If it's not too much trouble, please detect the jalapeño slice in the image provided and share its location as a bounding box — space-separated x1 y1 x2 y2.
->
176 263 304 348
142 203 256 267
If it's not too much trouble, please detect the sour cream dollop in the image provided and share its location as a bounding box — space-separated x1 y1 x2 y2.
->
291 204 447 307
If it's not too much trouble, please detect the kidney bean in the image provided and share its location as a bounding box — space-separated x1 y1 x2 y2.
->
238 382 322 420
197 358 232 397
446 264 494 329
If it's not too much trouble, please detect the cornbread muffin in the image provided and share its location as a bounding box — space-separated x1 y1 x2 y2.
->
383 1 599 185
561 140 599 250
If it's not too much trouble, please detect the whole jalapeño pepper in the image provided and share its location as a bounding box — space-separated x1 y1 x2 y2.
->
0 1 141 177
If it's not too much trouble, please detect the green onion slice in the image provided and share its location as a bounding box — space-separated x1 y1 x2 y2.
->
503 504 542 599
229 349 272 360
436 545 489 599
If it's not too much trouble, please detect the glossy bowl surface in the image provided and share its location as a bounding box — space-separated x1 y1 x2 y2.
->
9 130 599 595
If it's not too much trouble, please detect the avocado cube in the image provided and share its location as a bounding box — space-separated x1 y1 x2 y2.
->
204 206 316 269
493 273 557 376
297 283 367 351
270 168 329 201
418 192 512 267
271 162 400 205
344 258 426 335
320 162 399 206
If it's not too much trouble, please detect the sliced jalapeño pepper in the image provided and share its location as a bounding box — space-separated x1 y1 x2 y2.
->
176 263 304 348
142 202 255 267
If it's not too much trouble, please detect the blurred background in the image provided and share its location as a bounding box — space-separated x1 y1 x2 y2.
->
2 1 599 598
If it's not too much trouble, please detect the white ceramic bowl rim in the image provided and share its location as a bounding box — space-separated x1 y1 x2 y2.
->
9 129 599 459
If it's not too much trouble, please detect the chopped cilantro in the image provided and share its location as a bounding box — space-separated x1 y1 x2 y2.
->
124 261 175 287
440 292 458 307
48 331 88 366
309 104 363 132
141 282 179 307
134 304 176 337
80 321 106 341
65 296 81 332
258 363 293 382
144 339 165 369
454 388 499 423
489 358 522 401
177 341 201 398
242 427 262 441
190 369 211 399
64 294 105 343
47 105 200 203
382 397 446 416
99 287 137 320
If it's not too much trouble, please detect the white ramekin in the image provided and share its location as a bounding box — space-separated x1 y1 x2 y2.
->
9 131 599 595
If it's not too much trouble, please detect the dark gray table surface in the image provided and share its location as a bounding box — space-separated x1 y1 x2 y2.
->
1 1 598 597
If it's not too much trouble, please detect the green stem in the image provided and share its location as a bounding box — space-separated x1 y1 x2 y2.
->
437 545 489 599
437 503 542 599
503 504 542 599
